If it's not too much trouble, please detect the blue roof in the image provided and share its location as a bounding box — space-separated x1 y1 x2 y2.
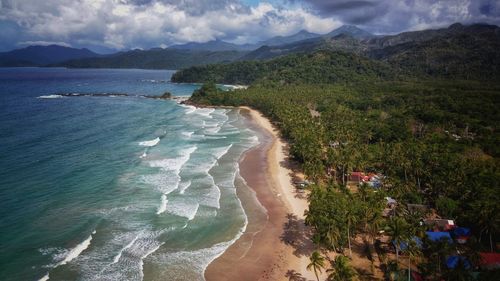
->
394 237 423 251
446 256 471 269
453 227 471 237
426 231 453 243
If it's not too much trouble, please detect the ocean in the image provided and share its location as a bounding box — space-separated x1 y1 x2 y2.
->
0 68 259 280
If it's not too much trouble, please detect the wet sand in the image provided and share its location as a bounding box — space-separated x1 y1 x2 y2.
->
205 107 319 281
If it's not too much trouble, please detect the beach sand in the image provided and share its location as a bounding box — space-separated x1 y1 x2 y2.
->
205 107 323 281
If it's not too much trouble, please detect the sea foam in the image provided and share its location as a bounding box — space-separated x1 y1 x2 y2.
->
139 137 160 147
111 235 139 264
38 95 63 99
156 194 168 215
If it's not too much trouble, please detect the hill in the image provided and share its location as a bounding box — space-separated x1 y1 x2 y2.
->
171 50 394 85
0 45 101 67
55 48 247 69
368 23 500 80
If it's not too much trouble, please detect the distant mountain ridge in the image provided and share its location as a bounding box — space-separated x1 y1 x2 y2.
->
3 23 498 78
54 48 246 69
324 25 375 39
258 29 321 47
0 45 101 67
169 39 255 51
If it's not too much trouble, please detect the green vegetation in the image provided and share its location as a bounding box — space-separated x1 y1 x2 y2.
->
172 51 395 85
181 33 499 279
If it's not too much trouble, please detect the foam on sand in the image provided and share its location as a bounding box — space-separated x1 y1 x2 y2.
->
139 244 163 279
38 95 63 99
139 137 160 147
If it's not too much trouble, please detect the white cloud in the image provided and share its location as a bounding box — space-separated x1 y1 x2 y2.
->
17 41 72 47
0 0 340 50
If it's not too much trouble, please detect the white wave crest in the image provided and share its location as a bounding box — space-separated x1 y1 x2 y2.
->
40 230 96 281
211 144 233 160
195 108 215 117
149 146 197 172
156 194 168 215
166 199 199 221
144 146 197 194
111 235 139 264
138 137 160 147
38 95 63 99
181 131 194 138
181 105 196 114
178 180 192 194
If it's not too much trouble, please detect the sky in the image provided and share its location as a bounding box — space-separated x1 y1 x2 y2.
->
0 0 499 53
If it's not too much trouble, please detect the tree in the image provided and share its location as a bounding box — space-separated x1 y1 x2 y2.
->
403 238 422 281
385 217 410 264
327 255 357 281
307 251 325 281
469 198 499 252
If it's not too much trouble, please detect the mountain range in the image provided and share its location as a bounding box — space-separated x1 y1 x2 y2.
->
0 25 373 68
1 23 499 80
0 45 100 67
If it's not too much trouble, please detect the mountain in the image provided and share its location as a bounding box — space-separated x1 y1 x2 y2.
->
169 39 255 51
55 48 247 69
174 23 500 81
240 34 366 61
367 23 500 79
258 30 320 47
324 25 374 39
241 25 373 60
0 45 101 67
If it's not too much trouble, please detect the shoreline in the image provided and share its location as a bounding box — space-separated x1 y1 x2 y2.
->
205 106 318 281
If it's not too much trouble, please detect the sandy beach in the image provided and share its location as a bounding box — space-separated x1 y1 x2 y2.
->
205 107 323 281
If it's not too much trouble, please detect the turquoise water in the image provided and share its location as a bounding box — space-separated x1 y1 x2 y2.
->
0 68 258 280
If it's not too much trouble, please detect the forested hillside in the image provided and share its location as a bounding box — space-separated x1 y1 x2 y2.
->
172 51 395 84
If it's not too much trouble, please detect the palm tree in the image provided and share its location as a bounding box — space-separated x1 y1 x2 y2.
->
472 200 499 252
307 251 325 281
385 217 410 264
326 223 341 252
327 255 357 281
403 238 422 281
345 203 358 258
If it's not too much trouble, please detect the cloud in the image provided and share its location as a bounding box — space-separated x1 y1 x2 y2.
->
17 41 72 47
295 0 500 33
0 0 498 52
0 0 340 51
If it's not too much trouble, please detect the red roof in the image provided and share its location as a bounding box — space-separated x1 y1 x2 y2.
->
480 252 500 266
